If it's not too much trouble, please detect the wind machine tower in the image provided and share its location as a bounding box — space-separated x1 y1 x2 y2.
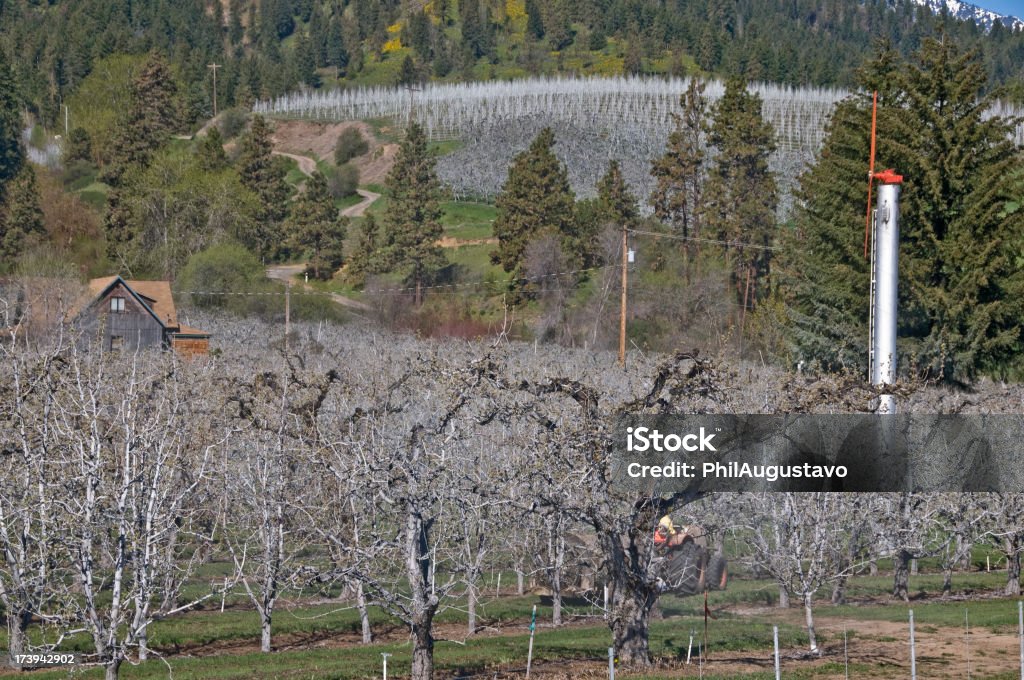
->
863 92 903 414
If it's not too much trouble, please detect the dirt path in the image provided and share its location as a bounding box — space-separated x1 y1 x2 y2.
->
265 263 372 313
341 188 380 217
272 150 317 177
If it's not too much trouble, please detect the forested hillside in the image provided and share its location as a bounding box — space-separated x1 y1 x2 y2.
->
2 0 1024 126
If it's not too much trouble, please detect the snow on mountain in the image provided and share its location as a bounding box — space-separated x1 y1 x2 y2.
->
910 0 1024 30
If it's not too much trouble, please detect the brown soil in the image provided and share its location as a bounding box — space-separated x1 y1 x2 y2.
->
270 119 399 186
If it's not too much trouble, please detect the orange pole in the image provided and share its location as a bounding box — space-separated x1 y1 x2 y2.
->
864 91 878 259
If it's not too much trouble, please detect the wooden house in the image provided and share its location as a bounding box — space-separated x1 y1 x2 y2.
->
79 276 211 356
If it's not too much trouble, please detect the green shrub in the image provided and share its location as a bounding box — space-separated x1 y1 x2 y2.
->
176 241 267 315
218 108 248 140
325 162 359 198
334 127 369 164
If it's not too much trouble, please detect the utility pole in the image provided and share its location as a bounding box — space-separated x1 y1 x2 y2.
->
207 63 222 118
619 223 628 368
284 280 291 352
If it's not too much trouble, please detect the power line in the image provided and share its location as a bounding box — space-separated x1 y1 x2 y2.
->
627 227 781 252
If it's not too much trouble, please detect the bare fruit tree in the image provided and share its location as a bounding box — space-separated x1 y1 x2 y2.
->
48 348 221 680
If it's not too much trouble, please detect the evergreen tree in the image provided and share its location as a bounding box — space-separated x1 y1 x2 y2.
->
287 171 347 280
525 0 545 40
0 166 45 269
703 76 777 311
492 128 577 285
649 78 708 254
783 40 1024 381
296 32 319 87
198 127 228 171
380 122 446 305
398 55 421 87
0 51 24 190
326 18 349 72
597 160 639 228
406 10 433 62
345 213 379 287
102 52 180 186
237 115 290 257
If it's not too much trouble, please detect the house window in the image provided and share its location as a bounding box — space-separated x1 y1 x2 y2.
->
110 297 126 313
110 336 124 351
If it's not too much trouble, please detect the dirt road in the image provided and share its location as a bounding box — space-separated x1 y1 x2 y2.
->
272 150 317 176
265 263 372 313
341 188 380 217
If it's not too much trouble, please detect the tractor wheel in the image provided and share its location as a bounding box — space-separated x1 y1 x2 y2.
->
706 553 728 590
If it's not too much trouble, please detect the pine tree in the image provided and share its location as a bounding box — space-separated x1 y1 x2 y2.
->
102 52 180 186
492 127 577 285
287 171 347 280
703 76 777 316
237 115 290 258
649 78 708 254
198 127 228 171
597 160 638 229
344 213 379 287
380 122 446 306
0 166 45 270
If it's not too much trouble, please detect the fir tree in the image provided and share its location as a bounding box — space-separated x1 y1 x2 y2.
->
287 171 347 280
198 127 228 171
782 40 1024 381
296 32 319 87
237 115 290 258
525 0 545 40
380 122 446 306
703 76 777 313
0 166 45 270
0 51 24 190
406 10 433 61
326 18 349 73
398 55 421 87
492 127 577 285
649 78 708 254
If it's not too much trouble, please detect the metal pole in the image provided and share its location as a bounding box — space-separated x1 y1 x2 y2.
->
526 605 536 678
687 631 694 664
774 625 781 680
381 652 391 680
909 609 917 680
870 174 902 414
844 626 849 680
966 608 971 680
608 647 615 680
619 224 627 368
64 104 69 136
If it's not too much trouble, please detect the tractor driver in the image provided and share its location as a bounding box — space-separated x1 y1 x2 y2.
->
653 515 688 549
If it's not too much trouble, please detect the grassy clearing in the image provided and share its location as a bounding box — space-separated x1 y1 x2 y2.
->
439 201 496 241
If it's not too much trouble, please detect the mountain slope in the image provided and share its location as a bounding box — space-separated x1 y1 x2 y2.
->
912 0 1024 29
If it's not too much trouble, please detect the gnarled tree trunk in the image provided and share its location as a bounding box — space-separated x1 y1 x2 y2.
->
893 549 912 602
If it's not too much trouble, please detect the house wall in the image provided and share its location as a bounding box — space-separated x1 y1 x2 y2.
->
84 283 166 351
171 336 209 358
